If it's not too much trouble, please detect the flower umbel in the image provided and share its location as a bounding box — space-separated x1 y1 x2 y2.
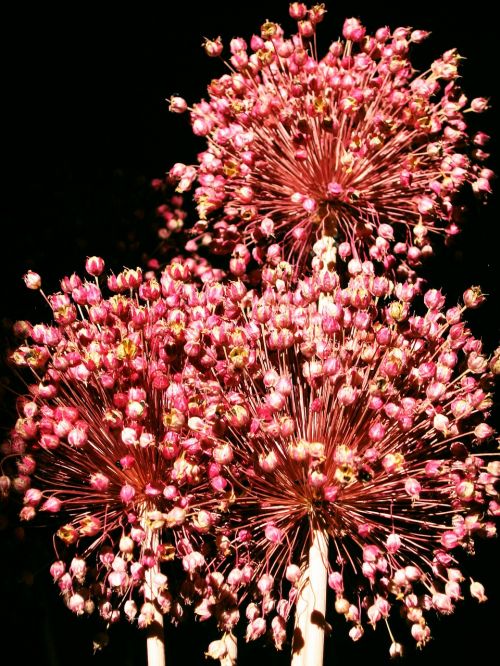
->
4 252 499 658
6 258 228 627
171 5 492 275
199 254 499 653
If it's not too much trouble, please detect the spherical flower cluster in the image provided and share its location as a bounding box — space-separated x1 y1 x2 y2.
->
186 249 499 651
3 8 498 663
3 249 499 657
170 4 492 275
4 258 233 628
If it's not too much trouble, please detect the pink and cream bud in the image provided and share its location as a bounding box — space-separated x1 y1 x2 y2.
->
23 270 42 290
470 580 487 602
85 256 105 276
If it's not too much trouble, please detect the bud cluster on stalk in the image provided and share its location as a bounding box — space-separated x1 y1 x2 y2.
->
3 243 498 654
167 4 492 278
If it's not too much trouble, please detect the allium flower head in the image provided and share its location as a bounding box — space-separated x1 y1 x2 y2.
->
4 252 499 658
170 4 492 274
193 252 499 652
5 257 230 627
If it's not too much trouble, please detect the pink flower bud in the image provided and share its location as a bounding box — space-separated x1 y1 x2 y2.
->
470 97 489 112
264 523 283 543
206 640 227 660
119 535 134 554
324 485 339 502
257 573 274 595
121 427 138 446
259 450 279 472
411 623 430 645
124 599 137 621
343 17 366 42
386 533 401 553
404 566 421 581
368 422 385 442
24 488 42 506
456 480 475 501
41 496 62 512
463 286 485 308
433 413 449 433
109 570 128 588
289 3 307 20
362 545 380 562
337 385 357 406
23 270 42 290
68 593 85 615
166 506 186 527
211 475 227 492
302 197 318 213
169 96 187 113
203 37 223 58
213 443 233 465
266 391 286 411
182 551 205 572
349 625 364 641
246 617 266 642
120 484 136 503
367 604 382 625
473 423 494 442
308 469 327 487
432 592 453 614
285 564 301 584
85 256 105 276
70 556 87 581
441 527 461 550
67 426 88 448
328 571 344 593
443 581 461 601
338 242 352 259
45 557 67 586
227 568 243 587
119 454 135 470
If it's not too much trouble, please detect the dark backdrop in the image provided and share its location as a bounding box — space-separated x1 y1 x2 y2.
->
1 2 498 665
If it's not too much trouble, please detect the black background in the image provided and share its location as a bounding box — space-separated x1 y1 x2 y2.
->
1 2 498 665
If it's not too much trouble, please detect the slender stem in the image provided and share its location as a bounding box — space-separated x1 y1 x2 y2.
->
291 529 329 666
146 602 165 666
143 520 166 666
220 632 237 666
304 529 328 666
291 572 312 666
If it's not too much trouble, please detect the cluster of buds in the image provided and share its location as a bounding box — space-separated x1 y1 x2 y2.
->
3 3 497 663
157 249 497 651
169 5 492 276
9 252 498 651
4 258 235 625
